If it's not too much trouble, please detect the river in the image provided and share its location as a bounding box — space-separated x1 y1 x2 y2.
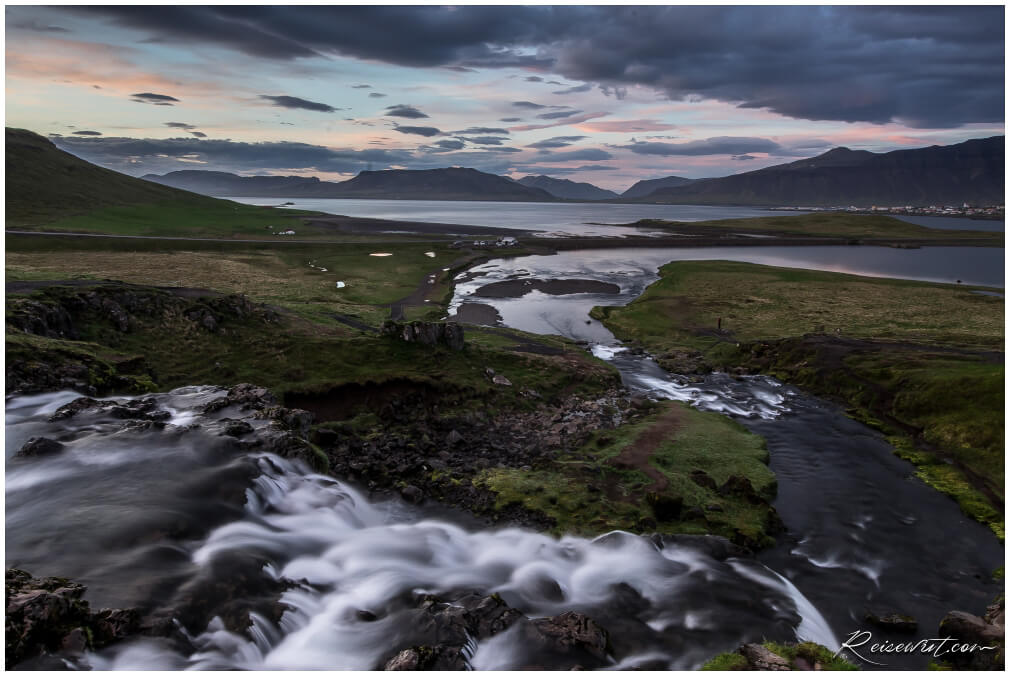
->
5 243 1003 670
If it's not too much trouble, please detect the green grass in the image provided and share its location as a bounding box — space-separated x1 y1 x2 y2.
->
631 212 1001 242
475 400 780 547
701 641 858 671
7 235 466 320
593 260 1005 537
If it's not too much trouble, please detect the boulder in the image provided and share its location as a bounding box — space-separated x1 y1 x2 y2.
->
865 608 918 633
16 437 66 458
739 643 792 670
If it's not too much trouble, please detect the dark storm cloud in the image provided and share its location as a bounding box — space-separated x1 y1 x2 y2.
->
385 104 429 119
512 101 546 109
526 136 586 149
131 92 179 105
10 19 70 32
260 95 339 113
72 130 102 136
552 83 592 95
393 125 442 137
52 135 416 176
77 6 1003 127
619 137 783 157
536 110 582 120
431 139 465 151
453 127 510 136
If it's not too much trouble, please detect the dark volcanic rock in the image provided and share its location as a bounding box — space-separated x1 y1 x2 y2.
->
865 608 918 633
937 598 1004 670
381 320 465 351
16 436 66 458
5 568 141 669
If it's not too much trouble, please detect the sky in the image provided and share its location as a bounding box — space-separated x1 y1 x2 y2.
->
5 4 1005 192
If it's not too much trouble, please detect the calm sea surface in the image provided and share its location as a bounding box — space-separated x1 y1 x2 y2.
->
231 197 1004 236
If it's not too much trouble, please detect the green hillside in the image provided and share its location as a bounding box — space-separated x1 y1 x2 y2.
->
5 128 303 236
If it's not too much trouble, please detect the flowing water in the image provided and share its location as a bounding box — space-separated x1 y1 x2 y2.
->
8 388 837 670
5 244 1003 670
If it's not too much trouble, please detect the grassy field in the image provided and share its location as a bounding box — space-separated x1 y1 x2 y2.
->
631 212 1003 243
593 260 1005 537
477 399 781 548
6 235 469 326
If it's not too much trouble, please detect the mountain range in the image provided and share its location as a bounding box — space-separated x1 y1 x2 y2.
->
93 134 1006 207
635 137 1004 206
143 167 555 202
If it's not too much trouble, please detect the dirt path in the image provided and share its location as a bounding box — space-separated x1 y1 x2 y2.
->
608 404 684 492
387 253 485 321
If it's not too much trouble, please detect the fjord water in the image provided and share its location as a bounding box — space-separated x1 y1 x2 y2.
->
8 388 838 670
232 197 808 237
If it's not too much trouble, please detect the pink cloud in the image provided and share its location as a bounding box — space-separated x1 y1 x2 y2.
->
575 119 677 133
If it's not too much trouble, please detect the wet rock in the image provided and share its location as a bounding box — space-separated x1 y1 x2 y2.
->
203 383 277 413
492 374 512 387
865 608 918 633
937 599 1004 670
222 420 254 437
739 643 791 670
446 429 464 446
401 485 424 504
16 436 66 458
383 645 467 670
652 534 748 561
522 611 609 666
5 569 140 669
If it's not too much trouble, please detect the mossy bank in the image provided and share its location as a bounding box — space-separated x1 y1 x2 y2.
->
592 260 1004 538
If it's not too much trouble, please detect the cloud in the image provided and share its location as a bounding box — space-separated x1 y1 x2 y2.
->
10 19 70 33
512 101 546 109
259 94 339 112
52 135 417 176
499 117 522 122
618 136 784 156
384 104 429 119
131 92 179 105
368 92 387 98
72 5 1000 127
514 164 619 174
430 139 465 151
509 111 609 132
453 127 510 136
525 76 544 82
530 148 613 162
552 83 593 95
444 65 476 72
190 131 207 138
165 122 197 130
526 136 587 149
536 110 583 120
732 155 757 161
393 125 442 137
577 119 677 133
351 84 371 88
72 130 102 136
461 136 509 145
